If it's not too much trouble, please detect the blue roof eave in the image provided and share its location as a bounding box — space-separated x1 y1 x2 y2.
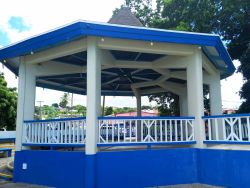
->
0 20 235 77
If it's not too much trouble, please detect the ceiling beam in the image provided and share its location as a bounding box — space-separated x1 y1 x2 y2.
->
24 38 87 64
97 37 195 56
33 61 87 76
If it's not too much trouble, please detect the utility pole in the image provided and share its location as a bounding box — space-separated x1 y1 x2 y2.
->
37 100 44 119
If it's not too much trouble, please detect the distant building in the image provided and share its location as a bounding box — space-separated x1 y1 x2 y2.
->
114 110 158 117
223 107 238 114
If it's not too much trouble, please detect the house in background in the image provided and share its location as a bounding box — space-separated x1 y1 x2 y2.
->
0 7 250 188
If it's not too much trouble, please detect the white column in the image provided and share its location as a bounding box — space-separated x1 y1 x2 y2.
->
15 60 36 151
86 37 101 154
187 48 205 148
179 91 188 116
209 72 223 139
210 73 222 115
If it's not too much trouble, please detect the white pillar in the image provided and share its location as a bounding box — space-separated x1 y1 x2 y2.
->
15 60 36 151
187 48 205 148
210 73 222 115
179 91 188 116
209 72 223 139
85 37 101 188
86 37 101 155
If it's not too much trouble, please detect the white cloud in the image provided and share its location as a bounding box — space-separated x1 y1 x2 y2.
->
0 0 244 109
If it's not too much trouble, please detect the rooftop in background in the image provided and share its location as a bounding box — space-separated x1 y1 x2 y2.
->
108 7 144 27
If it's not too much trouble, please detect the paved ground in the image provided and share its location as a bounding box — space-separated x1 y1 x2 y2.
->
0 183 223 188
0 182 51 188
151 184 224 188
0 157 13 167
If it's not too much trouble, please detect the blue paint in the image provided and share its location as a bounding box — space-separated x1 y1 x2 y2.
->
0 138 15 142
198 149 250 188
14 148 250 188
23 116 86 123
14 150 85 188
0 148 12 157
97 141 196 147
85 154 96 188
98 116 195 120
203 113 250 119
204 140 250 145
22 143 85 147
0 21 234 77
96 148 198 188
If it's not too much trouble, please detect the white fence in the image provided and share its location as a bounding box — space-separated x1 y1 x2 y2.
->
98 116 195 145
203 114 250 142
23 118 86 145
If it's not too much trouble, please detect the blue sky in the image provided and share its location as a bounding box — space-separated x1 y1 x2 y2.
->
0 29 10 46
0 16 30 47
8 16 30 32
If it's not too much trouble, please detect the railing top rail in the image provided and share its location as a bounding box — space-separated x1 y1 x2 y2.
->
24 117 86 123
202 113 250 119
98 116 195 120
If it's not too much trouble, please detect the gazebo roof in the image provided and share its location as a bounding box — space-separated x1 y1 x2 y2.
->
108 7 144 27
0 20 235 96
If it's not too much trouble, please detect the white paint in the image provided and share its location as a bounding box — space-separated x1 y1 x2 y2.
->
179 92 188 116
85 37 101 155
15 61 36 151
23 119 86 144
22 163 27 170
187 49 205 148
98 117 195 144
0 131 16 139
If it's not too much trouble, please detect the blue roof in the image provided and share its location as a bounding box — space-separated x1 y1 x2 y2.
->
0 20 235 96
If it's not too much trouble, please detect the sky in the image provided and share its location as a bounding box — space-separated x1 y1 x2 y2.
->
0 0 244 109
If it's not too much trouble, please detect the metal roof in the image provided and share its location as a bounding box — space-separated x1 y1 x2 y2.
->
0 20 235 96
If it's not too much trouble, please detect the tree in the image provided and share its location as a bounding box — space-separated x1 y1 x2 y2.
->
73 105 87 116
149 92 179 116
217 1 250 113
105 106 113 116
59 93 69 108
52 103 59 108
116 0 250 113
0 73 17 130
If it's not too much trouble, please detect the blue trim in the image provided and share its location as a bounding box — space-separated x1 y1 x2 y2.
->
22 143 85 147
0 138 15 142
0 21 235 77
98 116 195 120
97 141 196 147
204 140 250 145
202 113 250 119
23 116 86 123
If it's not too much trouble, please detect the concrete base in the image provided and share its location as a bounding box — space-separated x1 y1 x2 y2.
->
13 148 250 188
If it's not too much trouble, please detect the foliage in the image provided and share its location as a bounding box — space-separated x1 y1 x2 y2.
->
219 1 250 113
149 92 179 116
0 73 17 130
116 0 250 113
104 106 113 116
59 93 69 108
